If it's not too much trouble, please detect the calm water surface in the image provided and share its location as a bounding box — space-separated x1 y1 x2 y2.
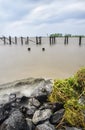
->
0 37 85 84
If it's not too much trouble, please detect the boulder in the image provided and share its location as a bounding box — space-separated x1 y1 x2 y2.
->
0 102 14 125
32 109 52 124
39 102 64 112
29 98 40 108
26 105 36 118
79 96 85 105
51 102 64 112
26 118 35 130
9 93 16 102
65 126 82 130
35 121 56 130
31 80 52 103
0 109 29 130
50 109 65 124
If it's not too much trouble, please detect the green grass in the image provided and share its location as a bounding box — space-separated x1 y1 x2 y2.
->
49 67 85 129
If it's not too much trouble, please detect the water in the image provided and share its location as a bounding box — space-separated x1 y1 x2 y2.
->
0 37 85 84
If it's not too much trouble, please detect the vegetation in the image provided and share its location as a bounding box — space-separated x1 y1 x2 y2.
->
50 33 63 37
49 67 85 129
50 33 85 37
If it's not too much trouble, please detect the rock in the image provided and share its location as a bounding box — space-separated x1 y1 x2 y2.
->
79 96 85 105
32 109 52 124
39 102 64 112
26 118 35 130
31 80 52 103
20 96 29 104
0 109 29 130
39 103 52 110
50 109 65 124
29 98 40 108
26 105 36 118
9 93 16 102
52 102 64 112
0 101 14 125
0 105 9 125
65 126 82 130
35 121 56 130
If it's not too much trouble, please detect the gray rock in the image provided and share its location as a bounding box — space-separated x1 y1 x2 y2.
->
29 98 40 108
0 102 13 124
9 93 16 102
50 109 65 124
26 105 36 118
79 96 85 105
39 102 64 112
65 126 82 130
0 110 28 130
35 121 56 130
32 109 52 124
26 118 35 130
31 80 52 103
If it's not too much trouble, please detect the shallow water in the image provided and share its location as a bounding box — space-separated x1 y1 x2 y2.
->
0 37 85 84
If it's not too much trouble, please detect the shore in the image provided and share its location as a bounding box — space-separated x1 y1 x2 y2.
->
0 76 84 130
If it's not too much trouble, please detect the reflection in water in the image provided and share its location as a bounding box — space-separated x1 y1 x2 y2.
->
0 37 85 84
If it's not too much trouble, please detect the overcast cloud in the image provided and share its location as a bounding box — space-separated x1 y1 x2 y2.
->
0 0 85 36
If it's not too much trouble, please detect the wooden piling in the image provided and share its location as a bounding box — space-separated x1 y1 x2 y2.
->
42 48 45 51
3 36 6 44
64 36 68 44
9 36 11 45
15 36 17 44
21 37 23 45
39 37 41 44
26 37 29 44
79 36 82 46
49 37 51 45
36 36 38 44
28 47 31 51
67 36 68 44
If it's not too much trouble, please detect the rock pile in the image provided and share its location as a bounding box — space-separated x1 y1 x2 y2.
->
0 79 82 130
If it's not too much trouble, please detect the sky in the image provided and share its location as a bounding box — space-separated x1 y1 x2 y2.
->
0 0 85 36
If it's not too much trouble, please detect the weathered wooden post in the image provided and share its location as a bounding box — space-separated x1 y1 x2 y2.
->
3 36 6 44
26 37 29 44
79 36 82 46
28 47 31 51
49 36 51 45
9 36 11 45
39 37 41 44
64 36 67 44
42 48 45 51
36 36 38 44
15 36 17 44
66 36 68 44
21 36 23 45
54 36 56 44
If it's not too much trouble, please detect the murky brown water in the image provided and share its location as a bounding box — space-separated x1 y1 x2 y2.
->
0 37 85 84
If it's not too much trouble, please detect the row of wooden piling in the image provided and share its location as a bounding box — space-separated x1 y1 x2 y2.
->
0 36 83 45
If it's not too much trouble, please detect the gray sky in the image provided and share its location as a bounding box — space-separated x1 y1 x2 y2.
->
0 0 85 36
